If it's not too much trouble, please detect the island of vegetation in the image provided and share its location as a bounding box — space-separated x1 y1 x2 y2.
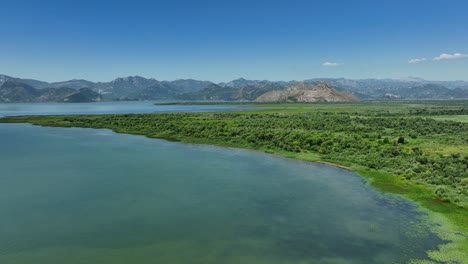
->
1 100 467 263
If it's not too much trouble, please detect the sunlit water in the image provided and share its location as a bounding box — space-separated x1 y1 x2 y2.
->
0 124 442 264
0 101 243 117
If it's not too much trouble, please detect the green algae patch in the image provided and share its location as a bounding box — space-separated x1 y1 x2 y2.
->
352 168 468 263
404 208 468 263
425 212 468 263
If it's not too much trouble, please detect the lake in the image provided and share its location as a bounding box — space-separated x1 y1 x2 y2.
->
0 102 442 263
0 101 243 117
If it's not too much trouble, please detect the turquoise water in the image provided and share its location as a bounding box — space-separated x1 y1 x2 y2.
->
0 124 442 263
0 101 242 117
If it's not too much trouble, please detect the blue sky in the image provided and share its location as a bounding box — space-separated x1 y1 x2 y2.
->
1 0 467 82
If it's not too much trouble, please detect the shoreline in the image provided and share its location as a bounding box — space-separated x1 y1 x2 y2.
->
92 127 468 263
1 113 467 263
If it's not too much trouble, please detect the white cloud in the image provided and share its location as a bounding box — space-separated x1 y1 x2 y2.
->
321 62 343 67
433 53 468 61
408 58 427 64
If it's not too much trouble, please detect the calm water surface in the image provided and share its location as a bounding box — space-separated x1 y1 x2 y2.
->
0 124 442 264
0 101 244 117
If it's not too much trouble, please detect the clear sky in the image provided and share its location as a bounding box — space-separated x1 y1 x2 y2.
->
1 0 467 82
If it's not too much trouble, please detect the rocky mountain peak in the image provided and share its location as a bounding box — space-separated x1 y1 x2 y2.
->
112 76 146 84
314 81 333 90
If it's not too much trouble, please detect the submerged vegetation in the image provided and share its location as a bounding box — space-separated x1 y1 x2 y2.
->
1 100 467 262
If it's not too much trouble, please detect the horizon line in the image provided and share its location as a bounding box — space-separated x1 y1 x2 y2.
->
1 73 468 84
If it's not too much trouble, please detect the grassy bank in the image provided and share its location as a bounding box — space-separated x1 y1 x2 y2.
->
1 101 467 263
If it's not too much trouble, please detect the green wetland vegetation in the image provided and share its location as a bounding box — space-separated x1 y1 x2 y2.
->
1 100 468 263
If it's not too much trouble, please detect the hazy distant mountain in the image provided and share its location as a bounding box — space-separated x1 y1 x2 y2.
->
304 78 468 99
452 88 468 98
178 84 237 101
162 79 214 93
49 79 97 90
179 82 287 101
0 74 49 89
1 74 468 101
108 76 158 90
400 84 452 99
219 78 263 88
255 81 359 103
0 81 40 102
93 76 159 98
218 78 292 88
92 76 214 99
37 87 79 102
1 75 215 101
398 84 468 99
129 83 176 100
62 88 102 103
235 82 287 100
0 80 101 103
120 79 215 100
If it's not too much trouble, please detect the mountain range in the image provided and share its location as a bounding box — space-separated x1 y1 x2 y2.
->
1 74 467 103
0 80 101 103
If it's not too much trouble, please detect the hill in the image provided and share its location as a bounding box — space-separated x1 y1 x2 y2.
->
255 81 360 102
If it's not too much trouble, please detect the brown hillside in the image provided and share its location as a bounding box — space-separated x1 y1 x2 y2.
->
254 81 360 102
